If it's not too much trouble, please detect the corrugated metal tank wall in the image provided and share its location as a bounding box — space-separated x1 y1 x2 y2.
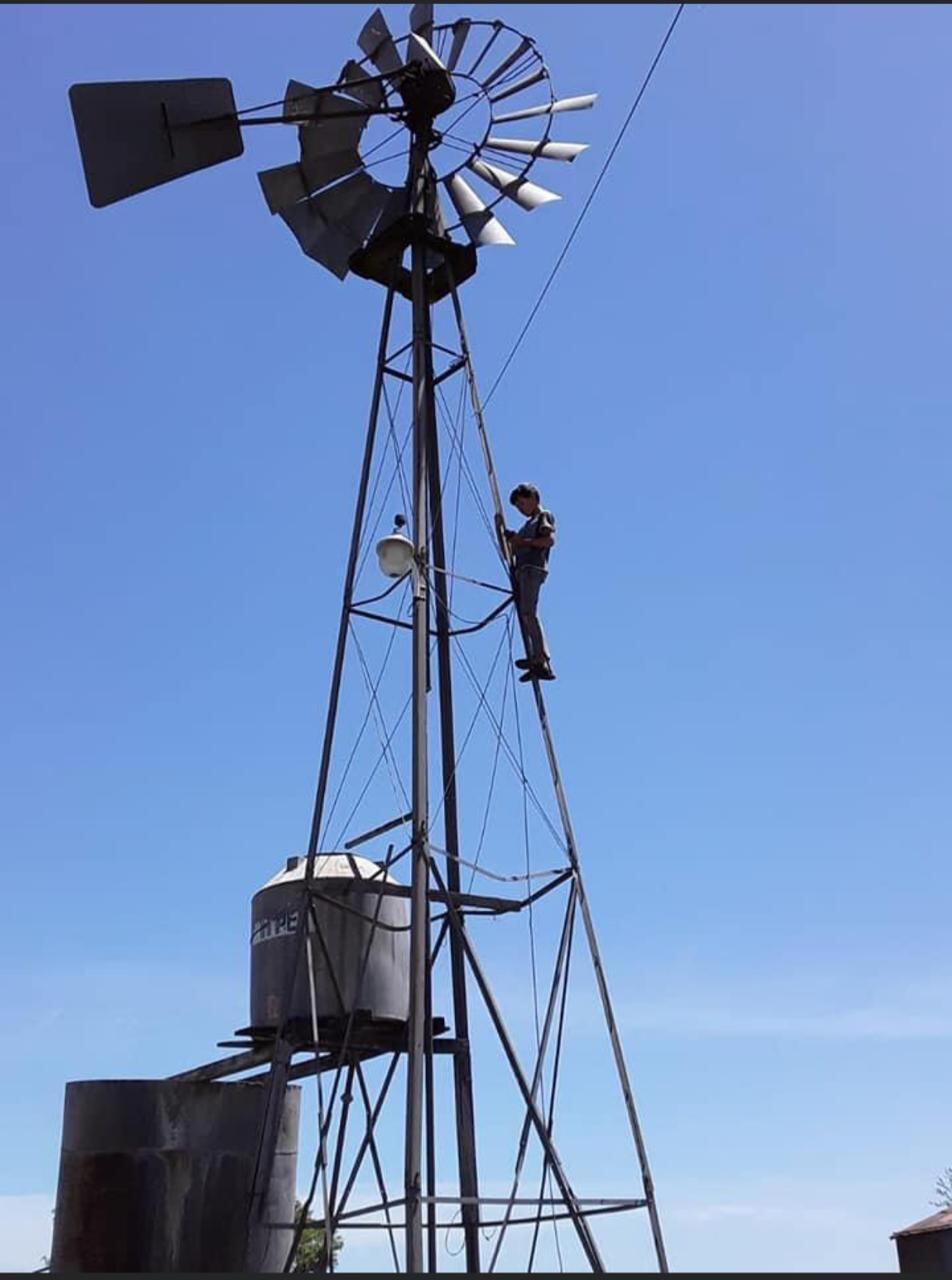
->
49 1079 300 1272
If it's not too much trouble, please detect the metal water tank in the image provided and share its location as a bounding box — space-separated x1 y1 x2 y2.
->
49 1078 300 1272
250 852 409 1031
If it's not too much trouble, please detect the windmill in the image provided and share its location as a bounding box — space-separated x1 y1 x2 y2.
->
58 5 669 1273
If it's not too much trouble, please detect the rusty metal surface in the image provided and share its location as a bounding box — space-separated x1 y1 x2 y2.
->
50 1079 299 1272
895 1229 952 1274
893 1207 952 1236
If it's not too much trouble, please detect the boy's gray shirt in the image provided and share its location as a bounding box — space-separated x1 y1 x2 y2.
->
514 508 555 572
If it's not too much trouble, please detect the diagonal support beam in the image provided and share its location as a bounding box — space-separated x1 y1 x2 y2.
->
335 1053 401 1228
443 265 669 1276
427 855 605 1272
489 884 577 1269
530 682 669 1272
353 1060 402 1272
246 289 398 1248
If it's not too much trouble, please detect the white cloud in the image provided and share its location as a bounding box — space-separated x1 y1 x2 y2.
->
570 971 952 1040
619 1000 952 1039
672 1201 851 1228
0 1195 54 1272
657 1192 902 1272
564 1173 916 1272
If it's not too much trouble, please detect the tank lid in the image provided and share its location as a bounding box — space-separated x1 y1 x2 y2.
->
259 852 401 891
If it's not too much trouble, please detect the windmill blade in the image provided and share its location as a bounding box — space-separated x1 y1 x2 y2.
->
486 136 589 162
279 171 390 278
298 97 369 192
300 144 364 195
258 162 310 214
487 67 547 106
409 2 433 41
433 191 448 237
281 218 361 280
284 82 377 175
281 88 371 195
374 183 410 237
406 31 447 71
357 8 404 82
424 192 452 271
339 59 385 110
288 86 370 129
260 148 365 217
444 174 514 248
445 19 471 72
480 37 534 91
493 94 597 125
318 171 389 235
69 79 243 208
283 79 321 120
468 158 560 211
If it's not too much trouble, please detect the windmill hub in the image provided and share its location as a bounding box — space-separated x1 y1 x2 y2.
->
398 61 456 125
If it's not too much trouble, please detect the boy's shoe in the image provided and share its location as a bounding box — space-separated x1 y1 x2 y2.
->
519 663 556 683
514 658 533 670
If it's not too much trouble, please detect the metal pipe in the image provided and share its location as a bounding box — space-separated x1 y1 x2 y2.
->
330 1203 644 1231
334 1054 401 1222
235 107 393 126
343 811 413 850
325 1063 356 1273
404 121 433 1276
424 909 437 1272
447 278 510 563
425 272 482 1275
303 925 333 1272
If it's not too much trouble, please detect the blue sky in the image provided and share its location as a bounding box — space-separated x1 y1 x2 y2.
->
2 2 951 1272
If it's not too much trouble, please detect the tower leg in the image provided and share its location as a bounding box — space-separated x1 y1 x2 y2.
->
425 297 482 1272
445 273 669 1274
531 690 670 1272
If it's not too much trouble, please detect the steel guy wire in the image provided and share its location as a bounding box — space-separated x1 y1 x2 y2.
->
465 615 516 894
453 641 567 855
483 3 686 409
429 615 511 832
319 581 408 847
350 621 412 813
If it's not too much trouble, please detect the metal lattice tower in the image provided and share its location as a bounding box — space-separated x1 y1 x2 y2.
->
66 6 668 1273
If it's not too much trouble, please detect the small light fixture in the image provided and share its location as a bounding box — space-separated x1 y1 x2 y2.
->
376 514 414 578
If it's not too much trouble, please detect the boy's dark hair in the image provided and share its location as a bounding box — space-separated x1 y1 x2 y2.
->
509 483 540 506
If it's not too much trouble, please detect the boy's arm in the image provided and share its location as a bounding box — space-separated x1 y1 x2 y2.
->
529 510 556 547
508 512 555 549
